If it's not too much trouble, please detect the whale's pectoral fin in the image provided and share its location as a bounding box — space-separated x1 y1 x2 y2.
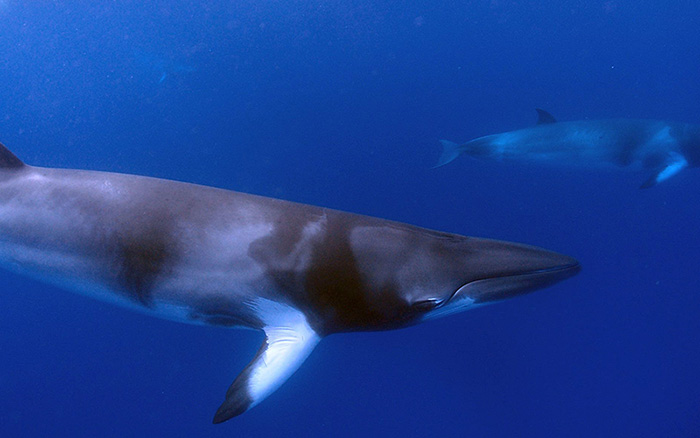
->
535 108 557 124
640 152 688 189
213 302 321 423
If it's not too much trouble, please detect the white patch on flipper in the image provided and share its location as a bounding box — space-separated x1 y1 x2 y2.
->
246 298 320 408
656 153 688 183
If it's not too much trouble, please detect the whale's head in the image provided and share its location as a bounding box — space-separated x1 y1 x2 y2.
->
415 236 580 321
344 224 580 329
256 213 579 334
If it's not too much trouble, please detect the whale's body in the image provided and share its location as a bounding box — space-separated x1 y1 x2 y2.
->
0 143 579 422
436 109 700 188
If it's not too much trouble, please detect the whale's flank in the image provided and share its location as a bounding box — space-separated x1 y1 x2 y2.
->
0 142 579 422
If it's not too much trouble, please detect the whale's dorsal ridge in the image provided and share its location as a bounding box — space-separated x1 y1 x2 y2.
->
0 142 25 169
535 108 557 125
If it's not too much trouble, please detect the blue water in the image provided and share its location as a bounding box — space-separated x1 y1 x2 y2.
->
1 1 699 436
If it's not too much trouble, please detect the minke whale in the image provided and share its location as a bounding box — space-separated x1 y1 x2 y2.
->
0 142 579 423
436 109 700 188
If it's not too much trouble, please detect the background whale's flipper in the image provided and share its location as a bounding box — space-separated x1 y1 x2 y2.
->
640 152 688 188
434 140 463 168
213 300 320 423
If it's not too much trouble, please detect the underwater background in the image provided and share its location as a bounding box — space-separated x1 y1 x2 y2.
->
0 0 699 436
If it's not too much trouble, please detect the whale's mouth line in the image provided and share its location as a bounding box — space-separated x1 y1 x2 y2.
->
475 261 581 284
518 261 581 277
445 261 581 305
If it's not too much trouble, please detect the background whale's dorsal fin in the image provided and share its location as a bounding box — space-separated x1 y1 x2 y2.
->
535 108 557 125
0 142 25 169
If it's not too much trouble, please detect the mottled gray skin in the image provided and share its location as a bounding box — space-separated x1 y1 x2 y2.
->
0 144 579 422
438 112 700 187
0 155 578 334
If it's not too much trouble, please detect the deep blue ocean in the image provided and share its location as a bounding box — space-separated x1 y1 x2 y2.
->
1 1 699 437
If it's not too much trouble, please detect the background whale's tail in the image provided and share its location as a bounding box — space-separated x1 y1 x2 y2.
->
434 137 492 168
433 139 462 168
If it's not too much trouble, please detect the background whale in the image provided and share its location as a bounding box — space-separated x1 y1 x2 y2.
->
436 109 700 188
0 142 579 423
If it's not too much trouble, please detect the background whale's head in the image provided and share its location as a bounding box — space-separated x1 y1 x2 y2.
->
674 123 700 166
